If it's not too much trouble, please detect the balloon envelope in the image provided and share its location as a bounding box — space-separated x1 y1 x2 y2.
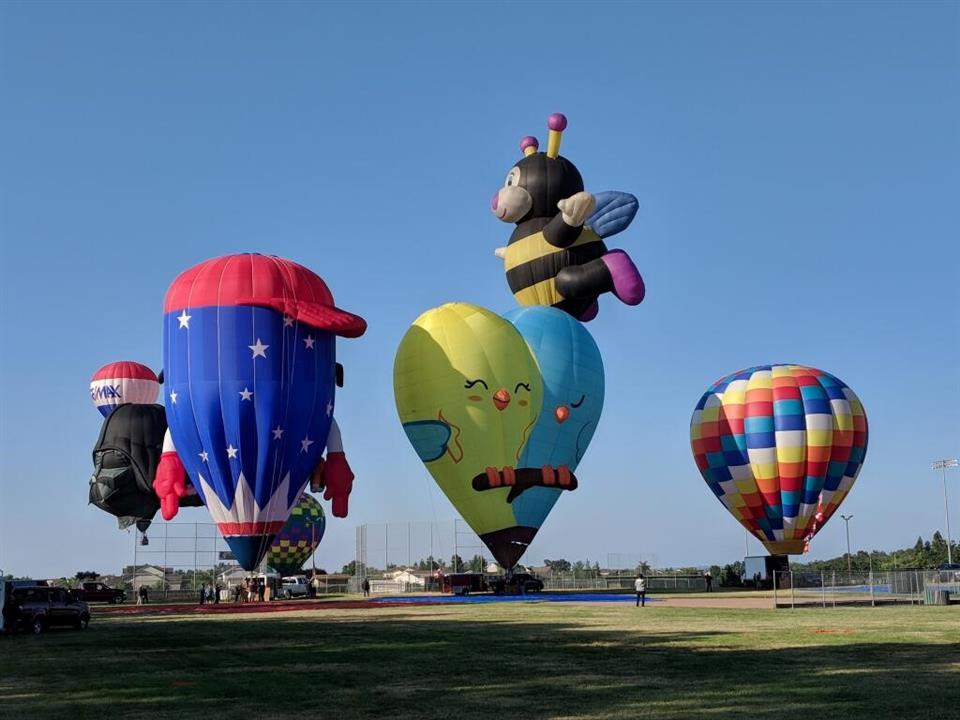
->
90 361 159 417
503 307 604 530
163 253 365 570
690 364 868 554
267 494 326 575
394 303 544 568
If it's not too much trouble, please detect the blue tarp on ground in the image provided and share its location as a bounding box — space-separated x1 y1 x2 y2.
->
371 593 655 605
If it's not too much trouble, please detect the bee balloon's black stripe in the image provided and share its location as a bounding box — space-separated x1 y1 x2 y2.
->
505 242 607 295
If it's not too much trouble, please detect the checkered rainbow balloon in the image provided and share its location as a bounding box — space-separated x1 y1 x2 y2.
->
690 364 868 555
267 493 326 576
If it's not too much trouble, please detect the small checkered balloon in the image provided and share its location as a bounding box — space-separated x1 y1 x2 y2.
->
267 493 326 575
690 365 868 555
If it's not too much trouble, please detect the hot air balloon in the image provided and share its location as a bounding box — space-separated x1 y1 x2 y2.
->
90 361 159 417
394 303 545 568
490 112 645 321
156 253 366 570
88 358 202 533
267 494 326 576
690 364 868 555
503 306 604 530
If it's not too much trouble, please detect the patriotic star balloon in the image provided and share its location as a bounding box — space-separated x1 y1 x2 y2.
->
154 253 366 570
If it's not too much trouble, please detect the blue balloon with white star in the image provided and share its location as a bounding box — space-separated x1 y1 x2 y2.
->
162 255 351 570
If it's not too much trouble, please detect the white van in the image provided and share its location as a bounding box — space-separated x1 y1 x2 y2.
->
280 576 309 599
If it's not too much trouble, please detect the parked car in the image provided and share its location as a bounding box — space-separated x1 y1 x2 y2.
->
7 586 90 634
280 576 309 599
490 573 544 595
76 581 126 604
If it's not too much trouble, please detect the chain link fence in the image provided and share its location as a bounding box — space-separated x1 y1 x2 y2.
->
773 569 960 607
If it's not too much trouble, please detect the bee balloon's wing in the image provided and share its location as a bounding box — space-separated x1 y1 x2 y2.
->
587 191 639 238
402 420 452 463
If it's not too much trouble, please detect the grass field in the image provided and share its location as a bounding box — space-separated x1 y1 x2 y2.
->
1 599 957 719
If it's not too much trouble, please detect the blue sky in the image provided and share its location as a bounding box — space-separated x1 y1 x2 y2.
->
1 1 957 577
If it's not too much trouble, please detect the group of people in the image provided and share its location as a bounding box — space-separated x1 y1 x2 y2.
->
230 578 267 604
198 583 222 604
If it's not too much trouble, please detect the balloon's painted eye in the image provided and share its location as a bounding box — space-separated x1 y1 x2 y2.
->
571 394 586 408
514 382 531 394
464 379 489 390
504 167 521 187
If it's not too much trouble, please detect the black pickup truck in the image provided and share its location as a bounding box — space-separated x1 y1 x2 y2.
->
5 586 91 634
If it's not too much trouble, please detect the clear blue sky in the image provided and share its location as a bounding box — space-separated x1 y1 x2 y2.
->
1 1 957 578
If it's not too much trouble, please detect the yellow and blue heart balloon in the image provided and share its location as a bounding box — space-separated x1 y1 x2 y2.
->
394 303 604 568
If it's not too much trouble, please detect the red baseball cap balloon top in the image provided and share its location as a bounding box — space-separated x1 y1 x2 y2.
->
164 253 367 338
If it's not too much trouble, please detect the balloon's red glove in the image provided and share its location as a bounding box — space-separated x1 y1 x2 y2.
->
154 451 187 521
320 452 354 518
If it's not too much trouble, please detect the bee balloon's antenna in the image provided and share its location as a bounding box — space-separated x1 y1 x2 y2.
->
545 112 567 159
520 136 539 157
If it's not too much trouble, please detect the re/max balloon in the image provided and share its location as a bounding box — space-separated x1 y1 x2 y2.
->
690 364 868 555
503 306 604 530
267 493 326 576
161 253 366 570
90 361 159 417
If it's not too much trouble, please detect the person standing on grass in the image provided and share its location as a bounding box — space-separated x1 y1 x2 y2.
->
362 578 370 597
214 584 222 604
635 574 647 607
704 570 713 592
257 580 266 603
199 584 206 605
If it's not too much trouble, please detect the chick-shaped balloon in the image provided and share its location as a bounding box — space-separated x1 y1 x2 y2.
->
503 307 605 529
394 303 543 568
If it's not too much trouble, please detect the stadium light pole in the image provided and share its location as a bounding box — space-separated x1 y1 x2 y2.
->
931 459 958 565
840 514 854 573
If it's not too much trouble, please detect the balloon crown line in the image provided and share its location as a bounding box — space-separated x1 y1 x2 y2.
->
519 112 568 159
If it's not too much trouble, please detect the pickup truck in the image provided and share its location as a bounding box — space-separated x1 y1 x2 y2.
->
280 576 309 599
6 586 90 634
76 582 126 604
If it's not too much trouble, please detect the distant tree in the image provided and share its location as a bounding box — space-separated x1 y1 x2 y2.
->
544 559 572 574
467 555 485 572
74 571 99 581
719 561 744 587
450 554 465 572
635 561 652 576
342 560 358 575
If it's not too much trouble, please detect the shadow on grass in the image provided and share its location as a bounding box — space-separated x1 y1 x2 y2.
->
0 609 957 720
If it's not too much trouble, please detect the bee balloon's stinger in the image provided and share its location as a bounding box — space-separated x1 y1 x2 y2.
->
546 112 567 158
520 136 539 157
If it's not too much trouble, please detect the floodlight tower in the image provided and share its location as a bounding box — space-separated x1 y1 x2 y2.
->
840 514 854 573
931 459 958 565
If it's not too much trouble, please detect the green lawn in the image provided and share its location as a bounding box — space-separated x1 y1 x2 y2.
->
1 601 957 719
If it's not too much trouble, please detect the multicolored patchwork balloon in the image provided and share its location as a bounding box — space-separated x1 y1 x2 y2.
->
267 493 326 576
90 361 159 417
690 364 868 555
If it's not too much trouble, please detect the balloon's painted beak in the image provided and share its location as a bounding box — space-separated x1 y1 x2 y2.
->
555 405 570 424
492 389 511 411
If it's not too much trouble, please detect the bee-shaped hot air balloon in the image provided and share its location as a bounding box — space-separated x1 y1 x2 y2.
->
491 113 646 321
